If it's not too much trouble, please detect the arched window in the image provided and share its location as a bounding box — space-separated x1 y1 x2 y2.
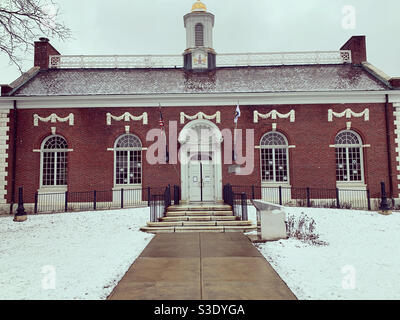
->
41 135 68 186
195 23 204 47
114 134 142 185
335 130 364 182
260 132 289 183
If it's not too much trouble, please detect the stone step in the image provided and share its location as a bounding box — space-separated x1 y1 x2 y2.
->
166 210 233 217
167 205 232 212
160 216 238 222
140 225 257 234
147 220 253 227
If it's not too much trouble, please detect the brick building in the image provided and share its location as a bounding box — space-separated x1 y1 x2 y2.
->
1 0 400 213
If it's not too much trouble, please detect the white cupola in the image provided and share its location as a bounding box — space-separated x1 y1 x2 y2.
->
183 1 216 72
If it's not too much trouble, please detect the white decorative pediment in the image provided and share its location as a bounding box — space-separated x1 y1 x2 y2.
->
180 111 221 124
254 110 295 123
34 113 74 126
106 112 148 125
328 108 369 122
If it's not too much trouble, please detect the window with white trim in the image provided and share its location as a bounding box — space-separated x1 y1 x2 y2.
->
195 23 204 47
335 130 364 182
41 135 68 186
260 132 289 183
114 134 142 185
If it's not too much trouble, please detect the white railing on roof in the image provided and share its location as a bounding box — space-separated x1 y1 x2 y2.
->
49 50 351 69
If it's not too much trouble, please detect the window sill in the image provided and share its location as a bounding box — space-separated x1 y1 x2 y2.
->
38 186 68 194
336 182 367 190
113 185 142 191
261 183 291 188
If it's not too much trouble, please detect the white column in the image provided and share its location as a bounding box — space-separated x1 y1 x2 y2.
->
393 103 400 198
0 109 10 205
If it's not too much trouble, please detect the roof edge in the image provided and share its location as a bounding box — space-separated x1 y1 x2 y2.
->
361 62 392 89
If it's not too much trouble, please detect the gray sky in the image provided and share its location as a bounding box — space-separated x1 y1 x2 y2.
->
1 0 400 84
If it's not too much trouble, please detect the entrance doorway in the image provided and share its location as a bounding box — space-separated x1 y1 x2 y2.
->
178 119 223 204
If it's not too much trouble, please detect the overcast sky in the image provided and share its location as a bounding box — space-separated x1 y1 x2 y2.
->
1 0 400 84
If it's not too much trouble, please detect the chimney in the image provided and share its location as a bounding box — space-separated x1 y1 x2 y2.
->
340 35 367 65
0 85 13 96
34 37 61 70
390 78 400 89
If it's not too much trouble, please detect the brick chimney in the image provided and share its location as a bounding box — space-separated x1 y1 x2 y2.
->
0 85 13 96
340 36 367 65
390 78 400 89
34 37 60 70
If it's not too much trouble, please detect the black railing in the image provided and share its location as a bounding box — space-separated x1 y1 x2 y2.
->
34 186 165 214
228 184 375 211
149 185 172 222
173 185 181 205
223 184 248 220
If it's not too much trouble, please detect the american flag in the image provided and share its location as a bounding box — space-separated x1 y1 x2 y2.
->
159 109 165 134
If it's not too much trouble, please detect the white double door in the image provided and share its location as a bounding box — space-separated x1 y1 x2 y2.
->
188 159 215 202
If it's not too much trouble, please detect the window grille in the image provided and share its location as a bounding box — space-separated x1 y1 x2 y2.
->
115 134 142 185
41 135 68 186
335 130 363 182
260 132 289 183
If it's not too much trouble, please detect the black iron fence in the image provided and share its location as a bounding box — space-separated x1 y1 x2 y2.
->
223 184 248 220
227 184 377 211
149 185 173 222
34 186 165 214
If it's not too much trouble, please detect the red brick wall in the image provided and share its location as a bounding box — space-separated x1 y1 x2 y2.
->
9 103 397 203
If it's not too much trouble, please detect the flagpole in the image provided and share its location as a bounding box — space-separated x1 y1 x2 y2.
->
159 103 169 163
233 101 240 162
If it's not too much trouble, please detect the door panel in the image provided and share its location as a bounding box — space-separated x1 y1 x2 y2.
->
201 162 215 201
189 161 202 201
188 161 215 202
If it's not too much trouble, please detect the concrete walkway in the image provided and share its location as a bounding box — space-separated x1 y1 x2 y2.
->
108 233 297 300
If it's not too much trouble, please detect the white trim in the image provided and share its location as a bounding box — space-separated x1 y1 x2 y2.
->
3 91 399 109
334 130 365 184
179 119 223 203
328 108 369 122
336 183 367 190
40 135 69 188
260 132 290 185
106 112 148 125
113 134 143 187
37 186 68 194
254 110 295 123
180 111 221 124
34 113 74 126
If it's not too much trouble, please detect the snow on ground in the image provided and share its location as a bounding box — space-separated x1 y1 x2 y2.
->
248 206 400 300
0 208 153 300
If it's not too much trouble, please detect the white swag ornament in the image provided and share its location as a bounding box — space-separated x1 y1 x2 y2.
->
328 108 369 122
253 110 295 123
106 112 148 125
180 111 221 124
34 113 74 126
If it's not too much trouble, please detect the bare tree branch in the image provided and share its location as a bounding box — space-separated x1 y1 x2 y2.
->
0 0 72 73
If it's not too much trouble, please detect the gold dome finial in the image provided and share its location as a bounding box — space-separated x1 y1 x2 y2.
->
191 0 207 12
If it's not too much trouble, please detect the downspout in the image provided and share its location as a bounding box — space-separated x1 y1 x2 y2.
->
9 100 18 214
384 94 394 202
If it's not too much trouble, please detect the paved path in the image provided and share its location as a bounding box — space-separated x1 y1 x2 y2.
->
108 233 297 300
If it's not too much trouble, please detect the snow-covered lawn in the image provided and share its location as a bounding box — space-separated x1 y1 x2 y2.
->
0 208 153 300
248 206 400 300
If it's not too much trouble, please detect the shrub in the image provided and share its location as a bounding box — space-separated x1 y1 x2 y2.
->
285 213 328 246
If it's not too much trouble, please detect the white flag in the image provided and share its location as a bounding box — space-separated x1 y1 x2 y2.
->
234 103 241 123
